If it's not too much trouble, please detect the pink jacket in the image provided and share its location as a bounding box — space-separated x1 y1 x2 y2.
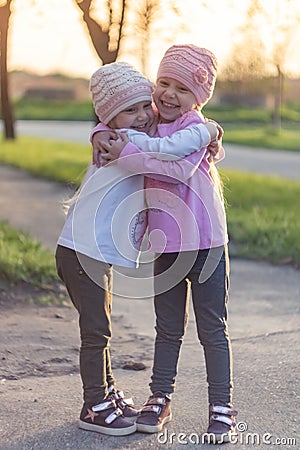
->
118 110 228 252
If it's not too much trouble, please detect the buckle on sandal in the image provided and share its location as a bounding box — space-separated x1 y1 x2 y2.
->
92 400 115 412
105 407 123 424
141 404 161 414
211 413 236 428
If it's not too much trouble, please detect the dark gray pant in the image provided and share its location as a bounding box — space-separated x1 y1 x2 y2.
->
150 246 233 405
55 245 115 407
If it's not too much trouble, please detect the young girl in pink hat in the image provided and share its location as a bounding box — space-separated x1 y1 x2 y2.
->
92 44 237 444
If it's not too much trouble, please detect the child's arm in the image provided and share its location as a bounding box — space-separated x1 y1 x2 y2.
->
98 132 208 183
100 122 219 165
115 141 206 184
91 121 220 166
124 122 218 159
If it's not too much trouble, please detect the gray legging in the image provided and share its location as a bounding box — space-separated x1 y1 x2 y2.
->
55 245 115 407
150 246 233 405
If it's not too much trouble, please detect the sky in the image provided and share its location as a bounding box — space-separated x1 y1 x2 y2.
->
6 0 300 81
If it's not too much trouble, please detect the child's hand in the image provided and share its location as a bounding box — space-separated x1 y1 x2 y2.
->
92 130 118 167
206 119 224 140
101 133 129 166
205 119 224 162
207 138 222 161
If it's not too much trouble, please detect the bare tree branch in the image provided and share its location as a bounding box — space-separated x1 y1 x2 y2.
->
114 0 126 56
74 0 117 64
135 0 161 73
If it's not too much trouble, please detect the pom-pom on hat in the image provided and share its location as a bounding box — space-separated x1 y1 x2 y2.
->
90 61 153 124
156 44 218 107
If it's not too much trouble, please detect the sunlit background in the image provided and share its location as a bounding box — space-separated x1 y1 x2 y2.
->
7 0 300 80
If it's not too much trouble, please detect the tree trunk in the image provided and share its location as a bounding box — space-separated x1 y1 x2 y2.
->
273 64 283 129
0 1 15 140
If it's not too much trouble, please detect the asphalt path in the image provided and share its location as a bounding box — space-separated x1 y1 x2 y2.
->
14 119 300 181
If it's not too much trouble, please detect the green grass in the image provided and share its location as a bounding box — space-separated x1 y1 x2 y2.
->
14 98 94 121
204 105 272 124
222 170 300 267
0 135 90 186
204 104 300 125
0 221 57 285
203 104 300 151
223 127 300 151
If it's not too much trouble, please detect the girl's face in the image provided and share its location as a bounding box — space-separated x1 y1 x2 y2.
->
108 101 155 133
153 77 197 123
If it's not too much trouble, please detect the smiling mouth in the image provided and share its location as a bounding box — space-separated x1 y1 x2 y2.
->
161 100 179 109
133 124 148 130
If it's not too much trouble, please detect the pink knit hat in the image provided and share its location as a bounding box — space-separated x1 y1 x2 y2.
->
90 61 153 124
156 44 218 107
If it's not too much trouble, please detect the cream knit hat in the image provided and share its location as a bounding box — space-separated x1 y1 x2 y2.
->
90 61 153 124
156 44 218 107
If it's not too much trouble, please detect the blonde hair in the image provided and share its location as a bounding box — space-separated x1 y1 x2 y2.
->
63 187 81 214
62 167 91 214
210 162 224 205
190 106 225 205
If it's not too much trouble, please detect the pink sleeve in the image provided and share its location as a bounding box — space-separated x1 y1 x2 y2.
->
89 123 110 142
118 142 206 184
